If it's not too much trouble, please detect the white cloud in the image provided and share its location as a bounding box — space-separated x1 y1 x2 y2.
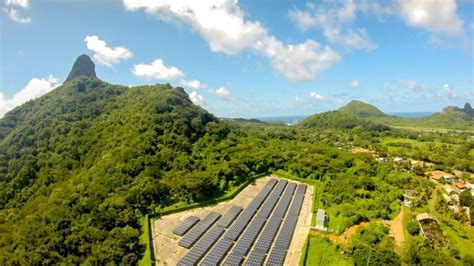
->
179 79 205 90
310 92 327 102
84 35 133 67
358 0 397 18
0 75 60 117
350 80 361 89
257 38 340 82
397 80 433 92
122 0 339 82
5 0 29 8
399 0 464 35
3 7 31 23
215 87 231 101
289 0 377 50
132 58 184 80
442 84 456 99
189 91 205 106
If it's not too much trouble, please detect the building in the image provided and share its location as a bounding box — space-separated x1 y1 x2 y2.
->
454 182 466 193
426 170 453 183
315 209 327 231
403 189 418 207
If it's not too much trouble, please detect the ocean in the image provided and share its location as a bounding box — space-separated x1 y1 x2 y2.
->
388 112 434 118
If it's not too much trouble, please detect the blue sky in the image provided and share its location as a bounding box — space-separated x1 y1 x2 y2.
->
1 0 473 118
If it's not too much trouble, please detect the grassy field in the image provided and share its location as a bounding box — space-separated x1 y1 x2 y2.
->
138 216 152 266
301 232 352 266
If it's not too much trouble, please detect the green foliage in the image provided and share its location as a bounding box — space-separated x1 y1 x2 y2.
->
350 223 400 266
338 100 385 117
460 190 472 207
406 220 420 236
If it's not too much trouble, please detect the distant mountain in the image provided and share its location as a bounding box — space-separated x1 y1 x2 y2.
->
306 100 474 131
300 110 390 131
338 100 386 117
442 103 474 117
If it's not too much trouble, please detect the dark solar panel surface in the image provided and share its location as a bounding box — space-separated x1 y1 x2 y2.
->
173 216 201 236
217 206 243 228
178 212 221 249
176 179 306 266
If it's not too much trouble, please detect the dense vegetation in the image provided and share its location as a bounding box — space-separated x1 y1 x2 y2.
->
0 56 472 264
336 100 474 131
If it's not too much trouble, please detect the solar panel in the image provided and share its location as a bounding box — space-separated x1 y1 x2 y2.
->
200 238 234 266
173 216 201 236
288 193 305 216
296 184 307 194
217 206 243 228
178 212 221 249
245 251 266 266
266 247 287 265
177 225 225 265
222 252 244 265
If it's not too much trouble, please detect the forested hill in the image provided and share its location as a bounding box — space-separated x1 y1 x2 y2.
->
332 100 474 131
338 100 386 117
0 55 237 264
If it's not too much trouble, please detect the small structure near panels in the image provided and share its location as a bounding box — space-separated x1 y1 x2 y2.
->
315 209 327 231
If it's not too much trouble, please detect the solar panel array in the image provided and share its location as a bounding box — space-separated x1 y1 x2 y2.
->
177 206 243 266
178 212 221 249
173 216 201 236
172 179 307 266
245 183 297 265
266 184 307 265
223 180 288 264
199 179 277 265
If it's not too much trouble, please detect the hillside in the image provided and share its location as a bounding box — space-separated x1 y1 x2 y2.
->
0 55 245 264
338 100 385 117
335 100 474 131
299 110 390 131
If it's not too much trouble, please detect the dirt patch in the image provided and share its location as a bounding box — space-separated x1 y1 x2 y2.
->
351 147 376 155
390 206 405 252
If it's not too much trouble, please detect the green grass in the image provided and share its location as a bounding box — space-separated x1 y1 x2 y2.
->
302 232 352 266
138 215 152 266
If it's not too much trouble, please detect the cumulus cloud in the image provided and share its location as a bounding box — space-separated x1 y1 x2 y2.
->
399 0 464 35
3 7 31 23
122 0 339 82
5 0 28 8
289 0 377 50
310 92 327 102
442 84 457 99
179 79 205 90
3 0 31 24
132 58 184 80
189 91 205 106
0 75 60 117
84 35 133 67
350 80 361 89
215 87 231 101
397 80 433 92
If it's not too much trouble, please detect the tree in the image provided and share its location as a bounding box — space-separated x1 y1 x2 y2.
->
460 190 472 207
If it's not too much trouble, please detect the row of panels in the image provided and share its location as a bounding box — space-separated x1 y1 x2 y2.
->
173 178 307 266
244 182 298 265
266 184 306 265
222 180 289 265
